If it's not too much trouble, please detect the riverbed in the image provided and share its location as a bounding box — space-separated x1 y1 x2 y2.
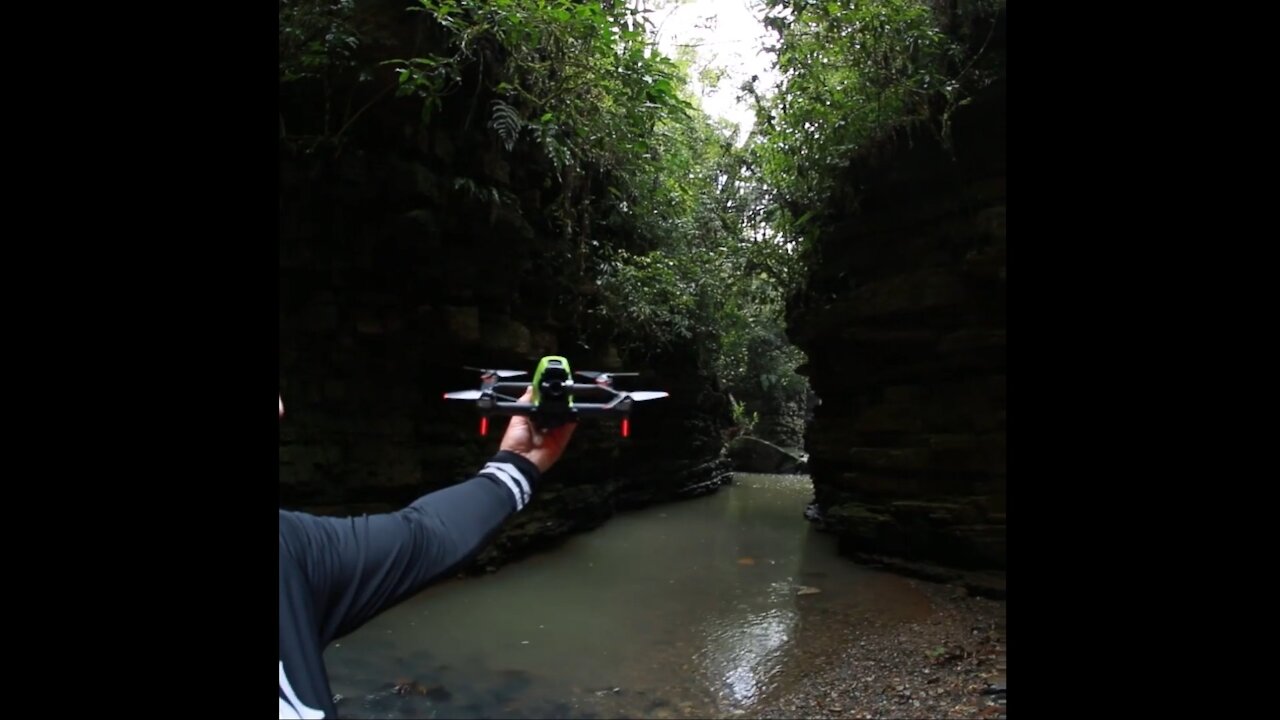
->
322 473 1006 719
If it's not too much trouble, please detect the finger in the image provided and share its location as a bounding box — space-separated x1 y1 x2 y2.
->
518 385 533 401
551 422 577 444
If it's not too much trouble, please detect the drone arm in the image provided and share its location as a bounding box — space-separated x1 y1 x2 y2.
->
481 401 538 416
491 382 536 392
568 402 630 416
491 382 612 395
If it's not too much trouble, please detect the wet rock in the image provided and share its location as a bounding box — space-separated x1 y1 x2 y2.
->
645 697 673 712
727 436 807 474
425 685 453 702
981 679 1006 696
845 551 1007 600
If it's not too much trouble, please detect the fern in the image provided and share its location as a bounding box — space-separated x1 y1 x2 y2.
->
489 100 522 152
453 177 519 211
531 123 573 178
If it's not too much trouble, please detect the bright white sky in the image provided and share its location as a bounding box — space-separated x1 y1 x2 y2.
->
648 0 779 140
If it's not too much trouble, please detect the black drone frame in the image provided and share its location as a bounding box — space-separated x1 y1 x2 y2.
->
444 359 668 436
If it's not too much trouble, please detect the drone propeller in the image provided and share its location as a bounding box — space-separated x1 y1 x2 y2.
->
575 370 639 379
464 366 527 378
625 391 669 402
443 390 483 400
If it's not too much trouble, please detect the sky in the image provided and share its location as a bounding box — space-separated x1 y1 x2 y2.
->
648 0 779 139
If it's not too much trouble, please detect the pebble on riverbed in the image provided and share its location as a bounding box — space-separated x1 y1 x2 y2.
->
741 578 1006 720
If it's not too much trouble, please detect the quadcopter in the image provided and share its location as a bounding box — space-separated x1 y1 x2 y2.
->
443 355 668 436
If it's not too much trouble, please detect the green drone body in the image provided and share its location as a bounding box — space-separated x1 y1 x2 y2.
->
530 355 573 407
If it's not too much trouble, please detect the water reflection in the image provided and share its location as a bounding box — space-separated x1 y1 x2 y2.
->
696 606 797 707
686 474 814 709
320 473 931 719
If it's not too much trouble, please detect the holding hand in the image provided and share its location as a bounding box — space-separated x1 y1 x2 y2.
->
499 387 577 473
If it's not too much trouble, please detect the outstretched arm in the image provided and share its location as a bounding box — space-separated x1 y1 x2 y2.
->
279 388 575 643
281 449 538 643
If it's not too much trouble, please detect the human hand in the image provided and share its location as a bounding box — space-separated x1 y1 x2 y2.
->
499 387 577 473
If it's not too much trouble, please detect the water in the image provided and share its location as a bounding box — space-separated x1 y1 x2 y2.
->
323 473 931 719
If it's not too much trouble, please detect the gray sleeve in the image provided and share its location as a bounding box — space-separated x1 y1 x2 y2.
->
284 451 540 643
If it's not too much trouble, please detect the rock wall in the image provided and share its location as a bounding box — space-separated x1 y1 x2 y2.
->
788 69 1006 571
734 388 811 451
279 3 733 571
279 146 733 570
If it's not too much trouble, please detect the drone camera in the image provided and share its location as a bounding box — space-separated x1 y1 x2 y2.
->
540 361 571 402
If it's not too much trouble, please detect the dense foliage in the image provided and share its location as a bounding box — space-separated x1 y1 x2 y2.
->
279 0 1003 441
744 0 1005 263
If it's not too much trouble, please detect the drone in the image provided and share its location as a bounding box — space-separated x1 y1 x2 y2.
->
443 355 668 436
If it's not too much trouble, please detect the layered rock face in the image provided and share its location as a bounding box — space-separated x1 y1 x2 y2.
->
278 4 732 571
734 388 813 451
279 147 733 569
788 74 1006 572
